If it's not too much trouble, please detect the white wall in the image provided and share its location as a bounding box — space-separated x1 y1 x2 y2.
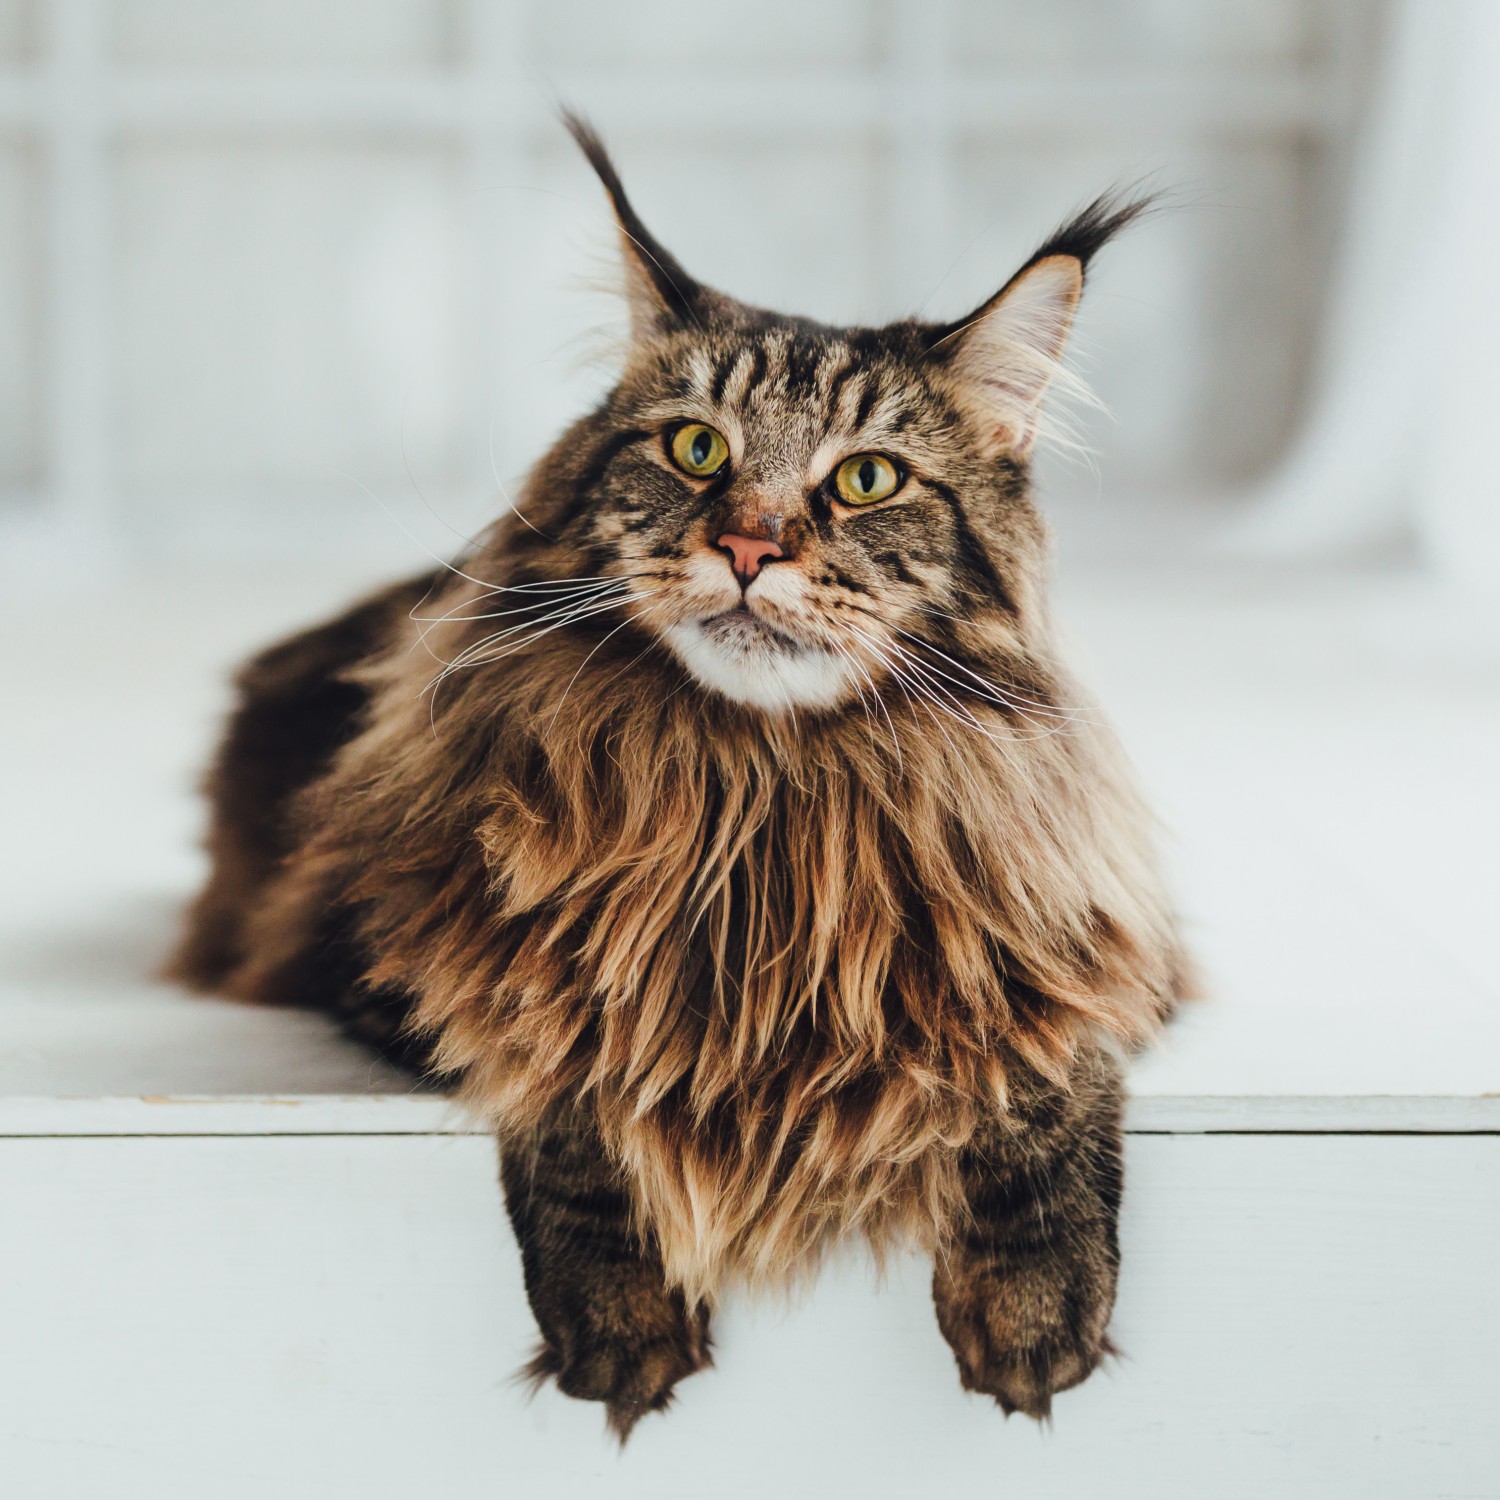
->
0 0 1376 567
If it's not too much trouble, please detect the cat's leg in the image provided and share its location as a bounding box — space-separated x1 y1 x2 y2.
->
499 1106 712 1440
932 1045 1124 1420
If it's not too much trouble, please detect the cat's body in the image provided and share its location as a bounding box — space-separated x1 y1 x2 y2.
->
173 117 1189 1437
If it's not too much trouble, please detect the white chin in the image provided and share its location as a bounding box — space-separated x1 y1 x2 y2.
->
662 617 855 711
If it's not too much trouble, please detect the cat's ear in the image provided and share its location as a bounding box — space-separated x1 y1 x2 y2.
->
563 110 709 340
928 193 1153 459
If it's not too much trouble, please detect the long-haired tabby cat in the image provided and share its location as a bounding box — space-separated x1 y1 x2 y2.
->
173 114 1188 1438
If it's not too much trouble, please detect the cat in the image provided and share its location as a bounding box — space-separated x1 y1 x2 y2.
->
172 113 1189 1439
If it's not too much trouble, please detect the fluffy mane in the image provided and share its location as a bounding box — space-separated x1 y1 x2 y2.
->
185 123 1188 1310
233 532 1180 1302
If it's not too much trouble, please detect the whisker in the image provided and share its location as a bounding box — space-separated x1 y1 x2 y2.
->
415 578 632 627
874 647 969 762
878 637 1027 736
842 623 956 763
426 590 654 695
834 594 1091 724
545 613 649 734
417 569 667 620
335 468 504 595
408 572 666 663
886 631 1088 732
432 591 643 680
424 591 653 732
888 627 1092 726
429 603 608 682
829 638 902 772
845 620 1069 773
487 403 552 542
412 586 624 666
879 636 1075 750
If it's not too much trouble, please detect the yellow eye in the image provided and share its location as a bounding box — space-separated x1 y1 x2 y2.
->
834 453 902 506
670 422 730 478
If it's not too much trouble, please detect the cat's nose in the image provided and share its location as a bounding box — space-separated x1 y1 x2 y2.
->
716 533 785 585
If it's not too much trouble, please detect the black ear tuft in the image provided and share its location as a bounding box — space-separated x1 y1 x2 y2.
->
921 186 1162 458
560 107 704 330
1014 188 1160 284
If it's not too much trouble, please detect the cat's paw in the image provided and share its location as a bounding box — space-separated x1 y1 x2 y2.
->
932 1245 1116 1421
522 1284 712 1441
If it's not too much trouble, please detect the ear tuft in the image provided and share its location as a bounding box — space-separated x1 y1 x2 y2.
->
1021 188 1160 283
561 108 705 338
928 188 1158 459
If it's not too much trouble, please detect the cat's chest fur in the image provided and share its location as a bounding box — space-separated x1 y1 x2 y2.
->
323 633 1173 1297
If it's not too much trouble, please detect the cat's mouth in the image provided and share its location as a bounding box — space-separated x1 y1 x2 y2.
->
698 604 808 656
658 599 856 711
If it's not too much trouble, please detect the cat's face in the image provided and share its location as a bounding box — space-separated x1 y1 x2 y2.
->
512 118 1146 715
590 322 1033 713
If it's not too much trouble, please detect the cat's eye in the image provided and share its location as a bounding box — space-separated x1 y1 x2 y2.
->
669 422 730 478
833 453 902 506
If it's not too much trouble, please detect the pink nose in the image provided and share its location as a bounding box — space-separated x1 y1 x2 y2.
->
716 533 785 584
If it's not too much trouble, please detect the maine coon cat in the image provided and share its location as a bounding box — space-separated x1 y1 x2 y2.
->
173 114 1188 1438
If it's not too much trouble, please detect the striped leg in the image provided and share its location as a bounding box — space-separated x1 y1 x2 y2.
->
933 1047 1125 1420
499 1106 712 1440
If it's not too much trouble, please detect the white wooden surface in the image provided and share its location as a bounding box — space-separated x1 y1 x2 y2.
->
2 1093 1500 1138
1 565 1497 1494
1 1132 1495 1500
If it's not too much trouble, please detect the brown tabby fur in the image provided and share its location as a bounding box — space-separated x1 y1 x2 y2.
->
173 115 1188 1434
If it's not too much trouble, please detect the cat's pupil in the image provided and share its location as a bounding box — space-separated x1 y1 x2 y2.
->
858 459 876 492
692 430 712 465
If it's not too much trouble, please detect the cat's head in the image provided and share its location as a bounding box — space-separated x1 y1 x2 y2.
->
504 115 1149 715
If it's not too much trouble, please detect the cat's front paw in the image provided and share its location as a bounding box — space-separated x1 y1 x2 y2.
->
932 1243 1116 1420
523 1282 712 1441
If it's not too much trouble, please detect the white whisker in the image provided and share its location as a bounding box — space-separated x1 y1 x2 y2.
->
884 632 1086 735
845 620 1064 772
334 468 504 596
829 637 902 772
416 578 631 627
836 595 1090 725
545 613 650 734
487 403 552 541
424 589 655 707
413 589 610 665
843 622 962 763
434 591 642 678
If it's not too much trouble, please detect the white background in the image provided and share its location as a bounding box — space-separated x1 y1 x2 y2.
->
0 0 1380 567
